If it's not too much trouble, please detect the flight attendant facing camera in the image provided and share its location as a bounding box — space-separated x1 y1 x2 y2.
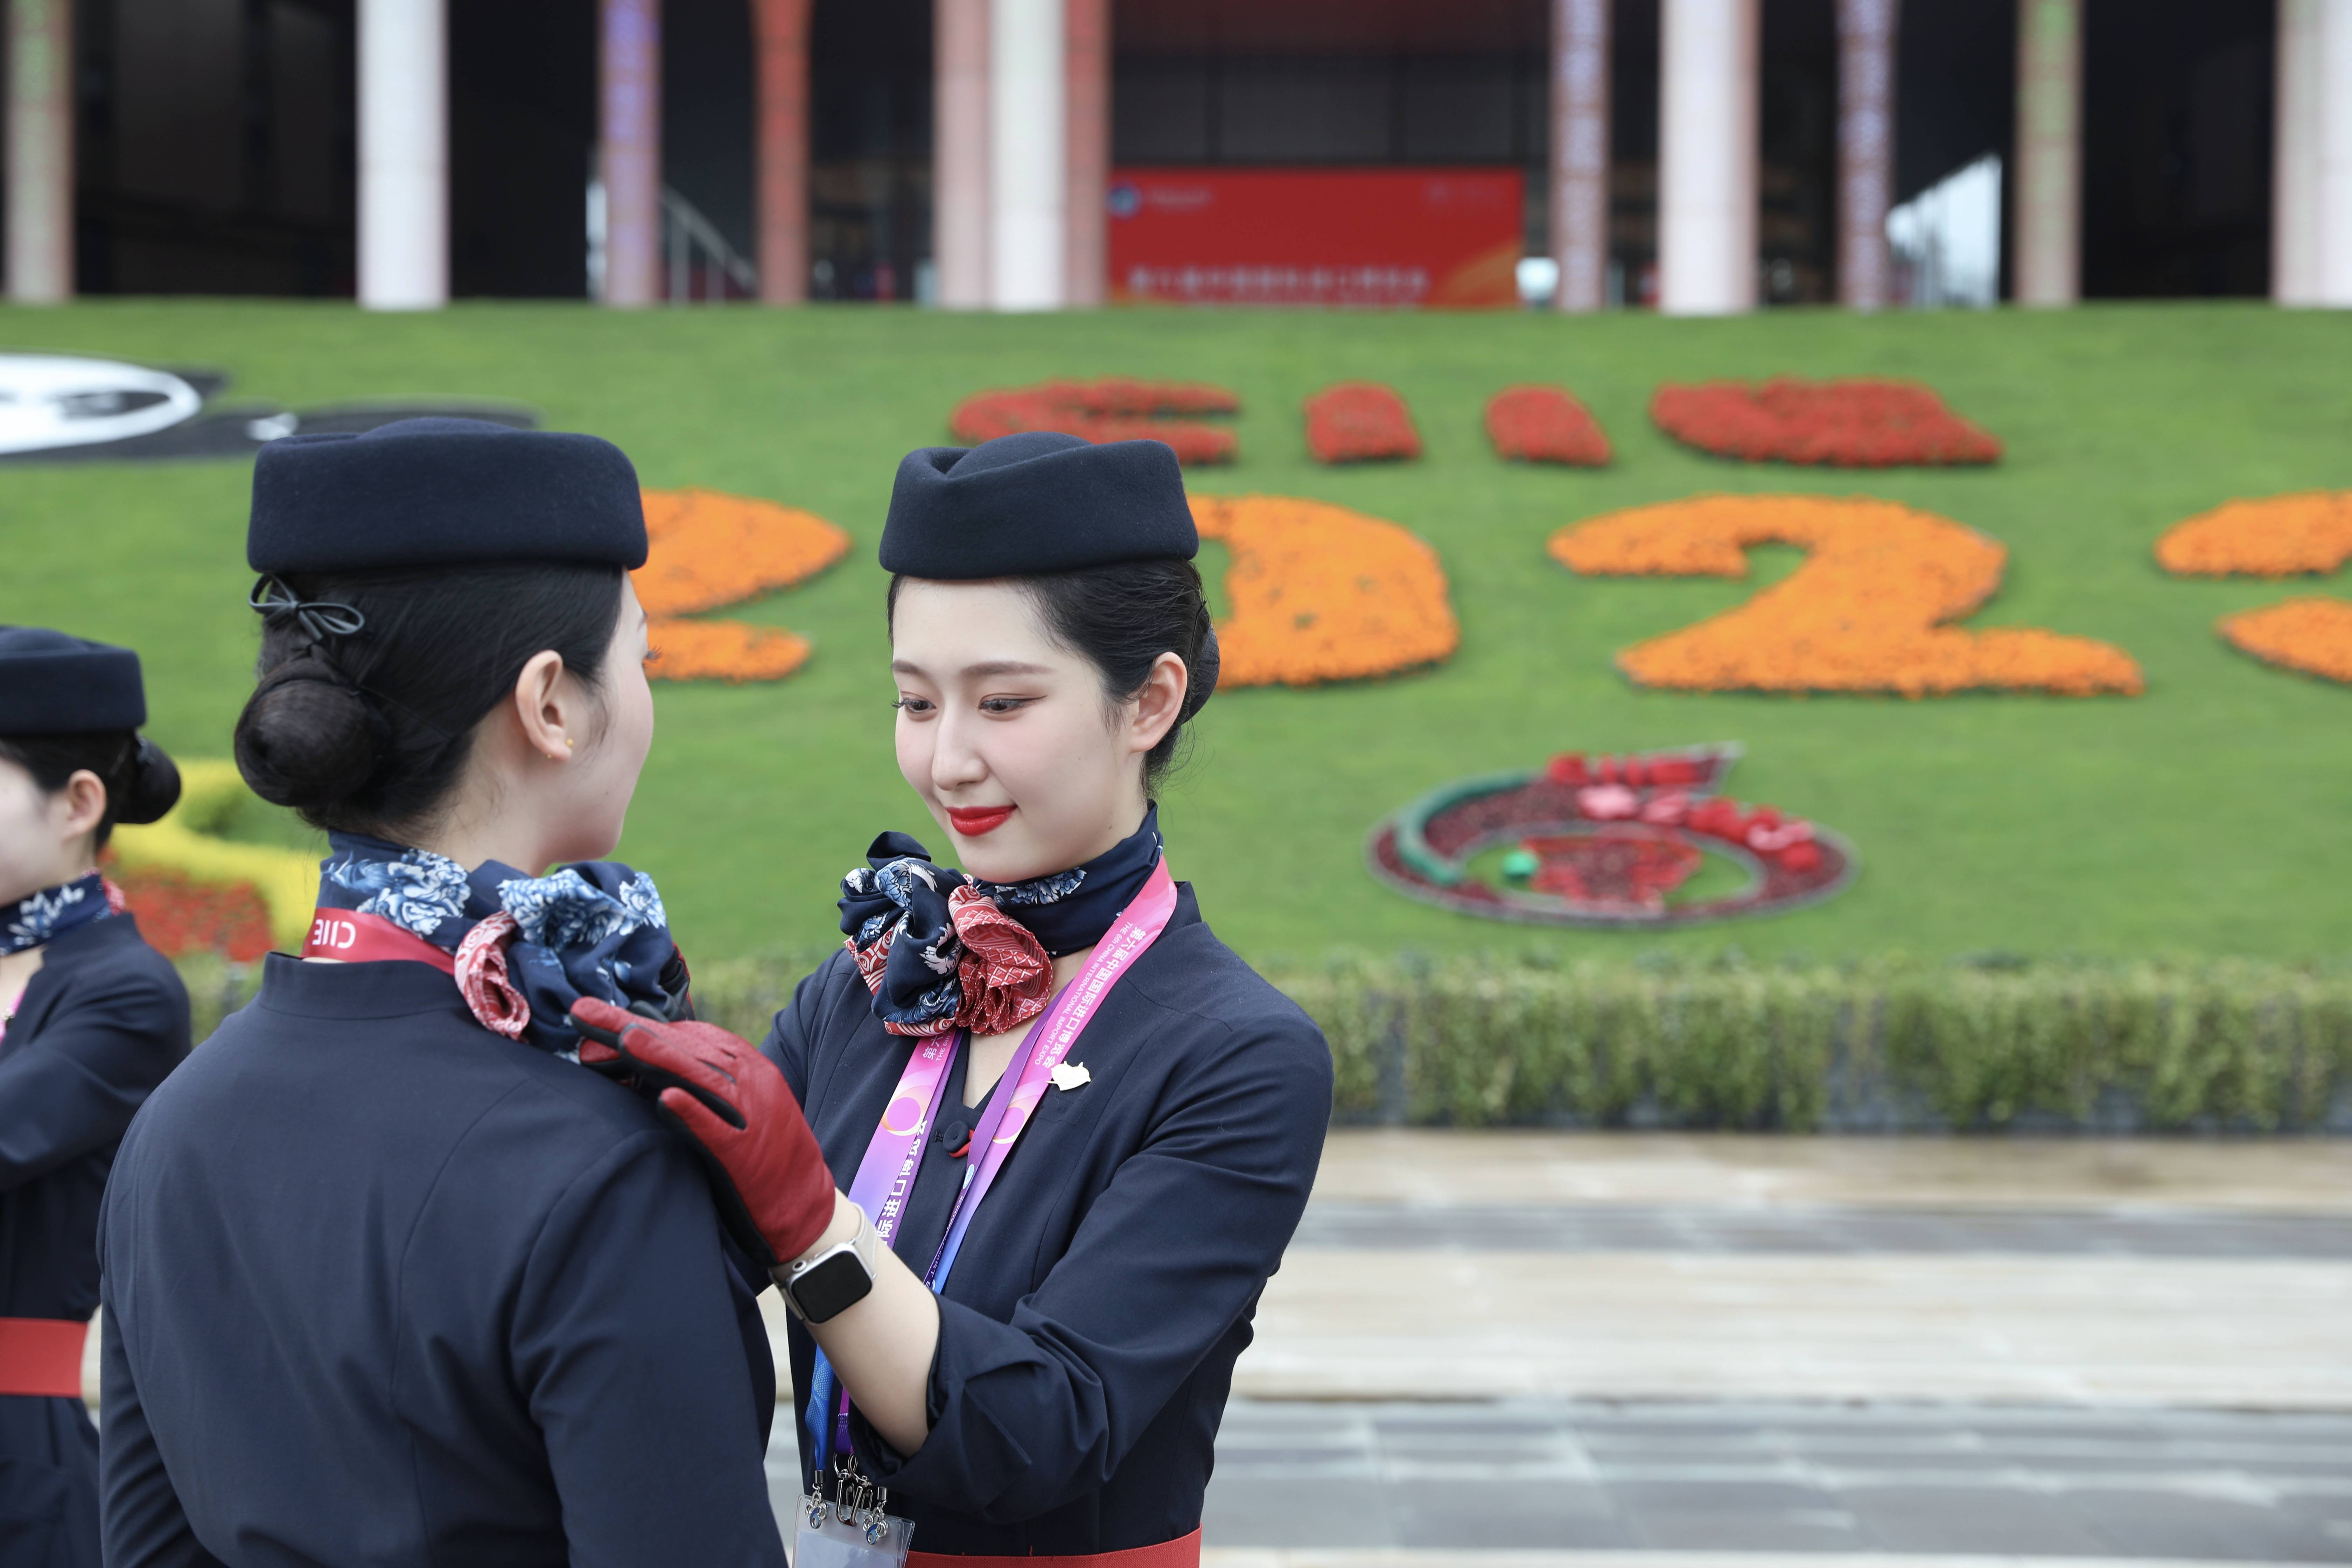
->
0 628 188 1568
570 431 1334 1568
98 420 790 1567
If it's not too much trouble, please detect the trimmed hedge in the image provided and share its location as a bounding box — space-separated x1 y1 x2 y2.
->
177 950 2352 1133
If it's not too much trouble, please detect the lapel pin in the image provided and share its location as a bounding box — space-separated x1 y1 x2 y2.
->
1049 1062 1092 1093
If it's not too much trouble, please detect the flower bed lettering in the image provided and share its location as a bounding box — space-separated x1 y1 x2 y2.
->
1304 382 1420 463
1367 743 1855 928
1191 493 1457 685
1550 494 2144 696
1486 385 1610 467
949 378 1239 465
1652 377 2001 467
635 488 850 682
2155 492 2352 684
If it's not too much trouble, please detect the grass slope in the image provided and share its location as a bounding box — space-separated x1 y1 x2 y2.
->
3 300 2348 965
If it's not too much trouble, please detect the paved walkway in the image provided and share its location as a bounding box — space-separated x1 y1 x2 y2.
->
766 1133 2352 1559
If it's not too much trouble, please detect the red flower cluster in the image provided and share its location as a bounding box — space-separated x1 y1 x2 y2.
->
1652 377 2002 467
1304 382 1421 464
1522 829 1700 909
1545 752 1711 789
1486 386 1611 467
108 860 273 960
949 378 1239 465
1542 754 1821 872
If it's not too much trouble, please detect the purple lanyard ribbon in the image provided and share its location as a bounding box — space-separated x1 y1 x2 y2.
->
808 858 1180 1476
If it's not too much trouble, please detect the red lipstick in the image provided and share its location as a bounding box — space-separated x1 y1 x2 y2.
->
947 805 1015 837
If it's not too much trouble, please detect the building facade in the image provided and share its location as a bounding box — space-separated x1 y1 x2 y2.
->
0 0 2337 311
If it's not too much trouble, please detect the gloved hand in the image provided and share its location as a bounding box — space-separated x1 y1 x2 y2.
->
569 999 838 1269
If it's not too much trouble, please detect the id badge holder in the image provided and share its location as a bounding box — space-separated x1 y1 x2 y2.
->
797 1456 916 1568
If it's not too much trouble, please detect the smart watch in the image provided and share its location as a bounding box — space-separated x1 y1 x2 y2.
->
781 1200 877 1323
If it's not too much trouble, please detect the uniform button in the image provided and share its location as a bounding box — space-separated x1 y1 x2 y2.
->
939 1118 972 1158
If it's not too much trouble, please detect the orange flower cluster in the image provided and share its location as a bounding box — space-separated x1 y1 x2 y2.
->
1652 377 2002 467
1486 385 1611 467
1191 493 1458 685
1304 382 1421 463
2155 493 2352 684
2155 492 2352 577
2217 598 2352 683
950 379 1240 464
634 488 850 682
1550 494 2144 696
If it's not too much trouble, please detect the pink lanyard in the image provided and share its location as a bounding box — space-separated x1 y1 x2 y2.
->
811 857 1180 1470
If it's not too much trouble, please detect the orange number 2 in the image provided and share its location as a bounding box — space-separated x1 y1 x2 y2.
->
1550 494 2144 696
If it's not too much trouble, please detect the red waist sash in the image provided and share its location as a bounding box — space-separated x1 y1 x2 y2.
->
910 1529 1201 1568
0 1317 86 1398
898 1533 1195 1568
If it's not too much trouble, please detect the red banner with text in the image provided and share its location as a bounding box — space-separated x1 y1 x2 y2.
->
1106 168 1525 309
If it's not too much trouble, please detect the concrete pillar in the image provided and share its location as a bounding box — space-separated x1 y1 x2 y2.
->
936 0 991 307
357 0 447 310
6 0 72 304
2317 0 2352 305
2012 0 2079 307
754 0 811 304
2275 0 2324 304
1549 0 1610 313
990 0 1064 310
1658 0 1758 315
1062 0 1108 308
1836 0 1898 310
601 0 662 307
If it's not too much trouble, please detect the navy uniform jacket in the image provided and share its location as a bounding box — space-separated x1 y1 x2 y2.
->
98 954 787 1568
765 884 1332 1556
0 914 187 1568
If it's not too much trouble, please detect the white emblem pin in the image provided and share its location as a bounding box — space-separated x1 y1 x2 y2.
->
1049 1062 1092 1093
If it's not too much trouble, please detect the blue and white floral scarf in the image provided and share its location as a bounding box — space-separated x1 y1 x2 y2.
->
317 832 680 1057
2 871 116 957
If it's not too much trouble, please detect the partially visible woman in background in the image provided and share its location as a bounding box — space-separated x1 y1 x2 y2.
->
0 627 189 1568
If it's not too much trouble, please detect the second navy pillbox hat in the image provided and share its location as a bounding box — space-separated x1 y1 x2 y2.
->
0 626 147 734
881 432 1197 579
247 417 648 574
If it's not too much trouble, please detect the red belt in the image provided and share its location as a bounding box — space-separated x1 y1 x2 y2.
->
0 1317 86 1398
911 1528 1201 1568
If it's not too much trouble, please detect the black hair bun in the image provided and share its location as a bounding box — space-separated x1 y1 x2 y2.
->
1181 627 1219 721
119 737 182 826
233 659 382 820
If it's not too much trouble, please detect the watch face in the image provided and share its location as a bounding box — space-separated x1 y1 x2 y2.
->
792 1248 875 1324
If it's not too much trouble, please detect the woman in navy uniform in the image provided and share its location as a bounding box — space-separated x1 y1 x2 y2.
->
98 420 795 1566
0 626 189 1568
572 431 1334 1568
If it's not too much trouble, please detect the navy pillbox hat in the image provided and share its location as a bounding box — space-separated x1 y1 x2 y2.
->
881 432 1197 579
247 417 648 574
0 626 146 734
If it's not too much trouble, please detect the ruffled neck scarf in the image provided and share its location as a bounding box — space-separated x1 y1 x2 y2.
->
316 832 686 1057
2 871 121 957
839 807 1164 1038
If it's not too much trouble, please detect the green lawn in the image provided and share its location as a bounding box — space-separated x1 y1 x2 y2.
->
4 299 2349 965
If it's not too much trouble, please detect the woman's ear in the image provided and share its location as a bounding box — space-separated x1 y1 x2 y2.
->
1126 652 1189 756
510 650 578 764
56 770 108 843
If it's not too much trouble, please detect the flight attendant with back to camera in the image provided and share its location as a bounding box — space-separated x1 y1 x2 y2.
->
98 419 793 1566
570 430 1336 1568
0 627 189 1568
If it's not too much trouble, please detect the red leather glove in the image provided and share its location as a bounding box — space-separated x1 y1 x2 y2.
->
569 999 837 1269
